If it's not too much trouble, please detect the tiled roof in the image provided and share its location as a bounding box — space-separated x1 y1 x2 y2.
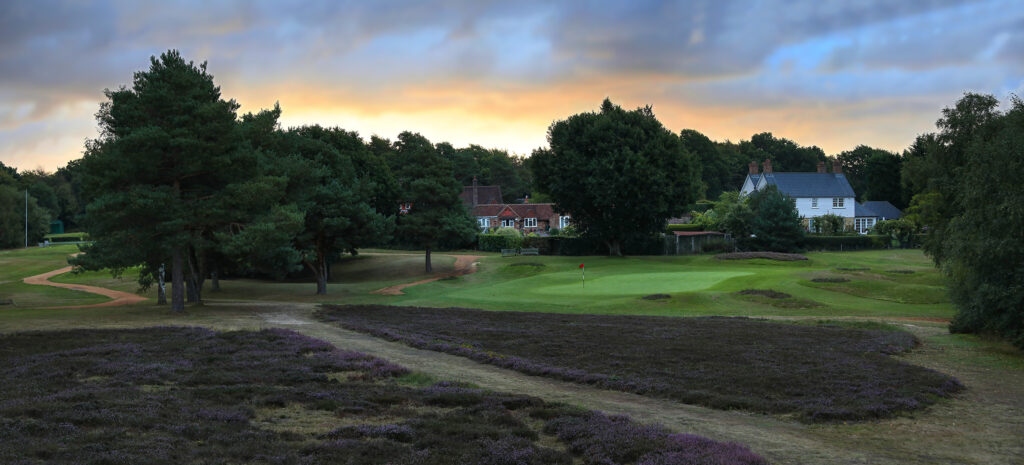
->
862 201 902 220
471 203 559 219
471 204 504 217
760 173 855 197
854 202 877 217
460 185 503 207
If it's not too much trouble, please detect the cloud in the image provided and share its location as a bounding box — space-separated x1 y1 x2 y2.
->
1 0 1022 171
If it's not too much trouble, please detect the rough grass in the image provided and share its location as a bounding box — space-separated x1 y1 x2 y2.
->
737 289 791 299
0 327 767 465
319 305 964 422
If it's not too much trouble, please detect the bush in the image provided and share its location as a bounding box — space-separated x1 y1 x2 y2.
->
666 224 703 232
478 234 522 252
810 213 846 235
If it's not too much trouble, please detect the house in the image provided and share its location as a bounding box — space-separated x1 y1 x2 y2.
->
740 159 903 234
853 201 902 234
462 177 569 234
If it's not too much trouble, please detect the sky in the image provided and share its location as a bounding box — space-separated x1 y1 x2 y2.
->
1 0 1022 172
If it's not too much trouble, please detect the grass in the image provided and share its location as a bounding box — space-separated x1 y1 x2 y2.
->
0 245 109 307
352 250 954 320
318 305 963 422
0 327 767 465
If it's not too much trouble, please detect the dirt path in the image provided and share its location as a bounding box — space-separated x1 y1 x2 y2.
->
371 255 483 295
22 265 147 309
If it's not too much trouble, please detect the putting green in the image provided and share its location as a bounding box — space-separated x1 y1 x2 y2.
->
534 271 752 296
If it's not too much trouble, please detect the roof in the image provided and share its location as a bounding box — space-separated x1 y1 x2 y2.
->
760 173 855 198
460 185 503 207
471 203 559 219
673 231 726 237
748 174 761 185
854 202 877 217
862 201 902 220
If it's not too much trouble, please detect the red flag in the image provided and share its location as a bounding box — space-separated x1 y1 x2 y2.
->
579 263 584 268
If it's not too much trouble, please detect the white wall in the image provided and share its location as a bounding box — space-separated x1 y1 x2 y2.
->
794 197 855 218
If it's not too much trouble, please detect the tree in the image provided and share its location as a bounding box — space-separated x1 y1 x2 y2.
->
0 185 49 248
392 132 477 271
75 50 242 311
917 93 1024 348
741 132 826 173
862 150 903 207
530 99 699 255
745 185 804 252
272 126 393 294
811 213 845 235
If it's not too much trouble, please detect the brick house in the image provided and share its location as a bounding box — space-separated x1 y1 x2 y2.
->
461 177 570 234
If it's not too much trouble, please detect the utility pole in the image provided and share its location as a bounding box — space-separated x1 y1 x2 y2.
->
24 190 28 248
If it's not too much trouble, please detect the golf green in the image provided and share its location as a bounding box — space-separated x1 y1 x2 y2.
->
535 271 752 295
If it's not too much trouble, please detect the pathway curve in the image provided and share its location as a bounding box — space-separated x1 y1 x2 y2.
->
370 254 483 295
22 265 148 309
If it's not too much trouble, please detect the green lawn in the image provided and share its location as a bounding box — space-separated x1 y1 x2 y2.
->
0 245 109 308
4 246 953 320
360 250 954 319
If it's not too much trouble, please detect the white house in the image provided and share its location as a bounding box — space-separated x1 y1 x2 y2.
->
740 159 857 231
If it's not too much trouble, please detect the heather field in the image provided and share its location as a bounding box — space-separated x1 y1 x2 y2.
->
0 327 768 465
319 305 963 422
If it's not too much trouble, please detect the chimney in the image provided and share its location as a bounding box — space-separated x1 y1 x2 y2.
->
832 160 842 174
762 159 773 174
748 161 759 175
817 161 826 173
472 176 478 206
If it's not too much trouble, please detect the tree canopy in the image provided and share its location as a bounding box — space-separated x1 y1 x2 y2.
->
912 93 1024 348
530 99 699 255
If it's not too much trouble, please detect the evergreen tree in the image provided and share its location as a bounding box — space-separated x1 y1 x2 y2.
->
392 132 477 272
75 50 241 311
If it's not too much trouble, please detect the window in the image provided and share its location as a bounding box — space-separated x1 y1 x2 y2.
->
524 218 537 228
559 216 571 229
832 198 844 208
477 218 489 229
855 218 875 234
501 219 515 228
811 198 818 209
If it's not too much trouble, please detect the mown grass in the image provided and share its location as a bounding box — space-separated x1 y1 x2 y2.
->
319 305 963 422
0 327 767 465
0 245 109 307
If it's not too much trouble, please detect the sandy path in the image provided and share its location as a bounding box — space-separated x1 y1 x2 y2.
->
22 265 147 309
371 255 483 295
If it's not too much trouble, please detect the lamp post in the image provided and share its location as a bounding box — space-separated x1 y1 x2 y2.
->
24 190 28 248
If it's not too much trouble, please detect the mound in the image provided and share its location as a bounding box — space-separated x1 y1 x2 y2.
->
737 289 792 299
715 252 808 261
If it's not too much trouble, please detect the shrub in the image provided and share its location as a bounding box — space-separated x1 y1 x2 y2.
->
478 234 522 252
810 213 846 235
804 235 883 251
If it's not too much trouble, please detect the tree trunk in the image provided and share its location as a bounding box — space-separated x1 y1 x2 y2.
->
317 258 328 295
185 250 202 305
606 240 622 256
171 249 184 312
211 265 220 292
157 263 167 305
425 247 433 273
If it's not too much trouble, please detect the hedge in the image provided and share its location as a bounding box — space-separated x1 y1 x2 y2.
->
666 224 703 232
803 235 889 251
478 234 522 252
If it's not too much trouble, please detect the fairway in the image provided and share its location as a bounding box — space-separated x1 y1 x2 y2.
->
534 271 752 296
